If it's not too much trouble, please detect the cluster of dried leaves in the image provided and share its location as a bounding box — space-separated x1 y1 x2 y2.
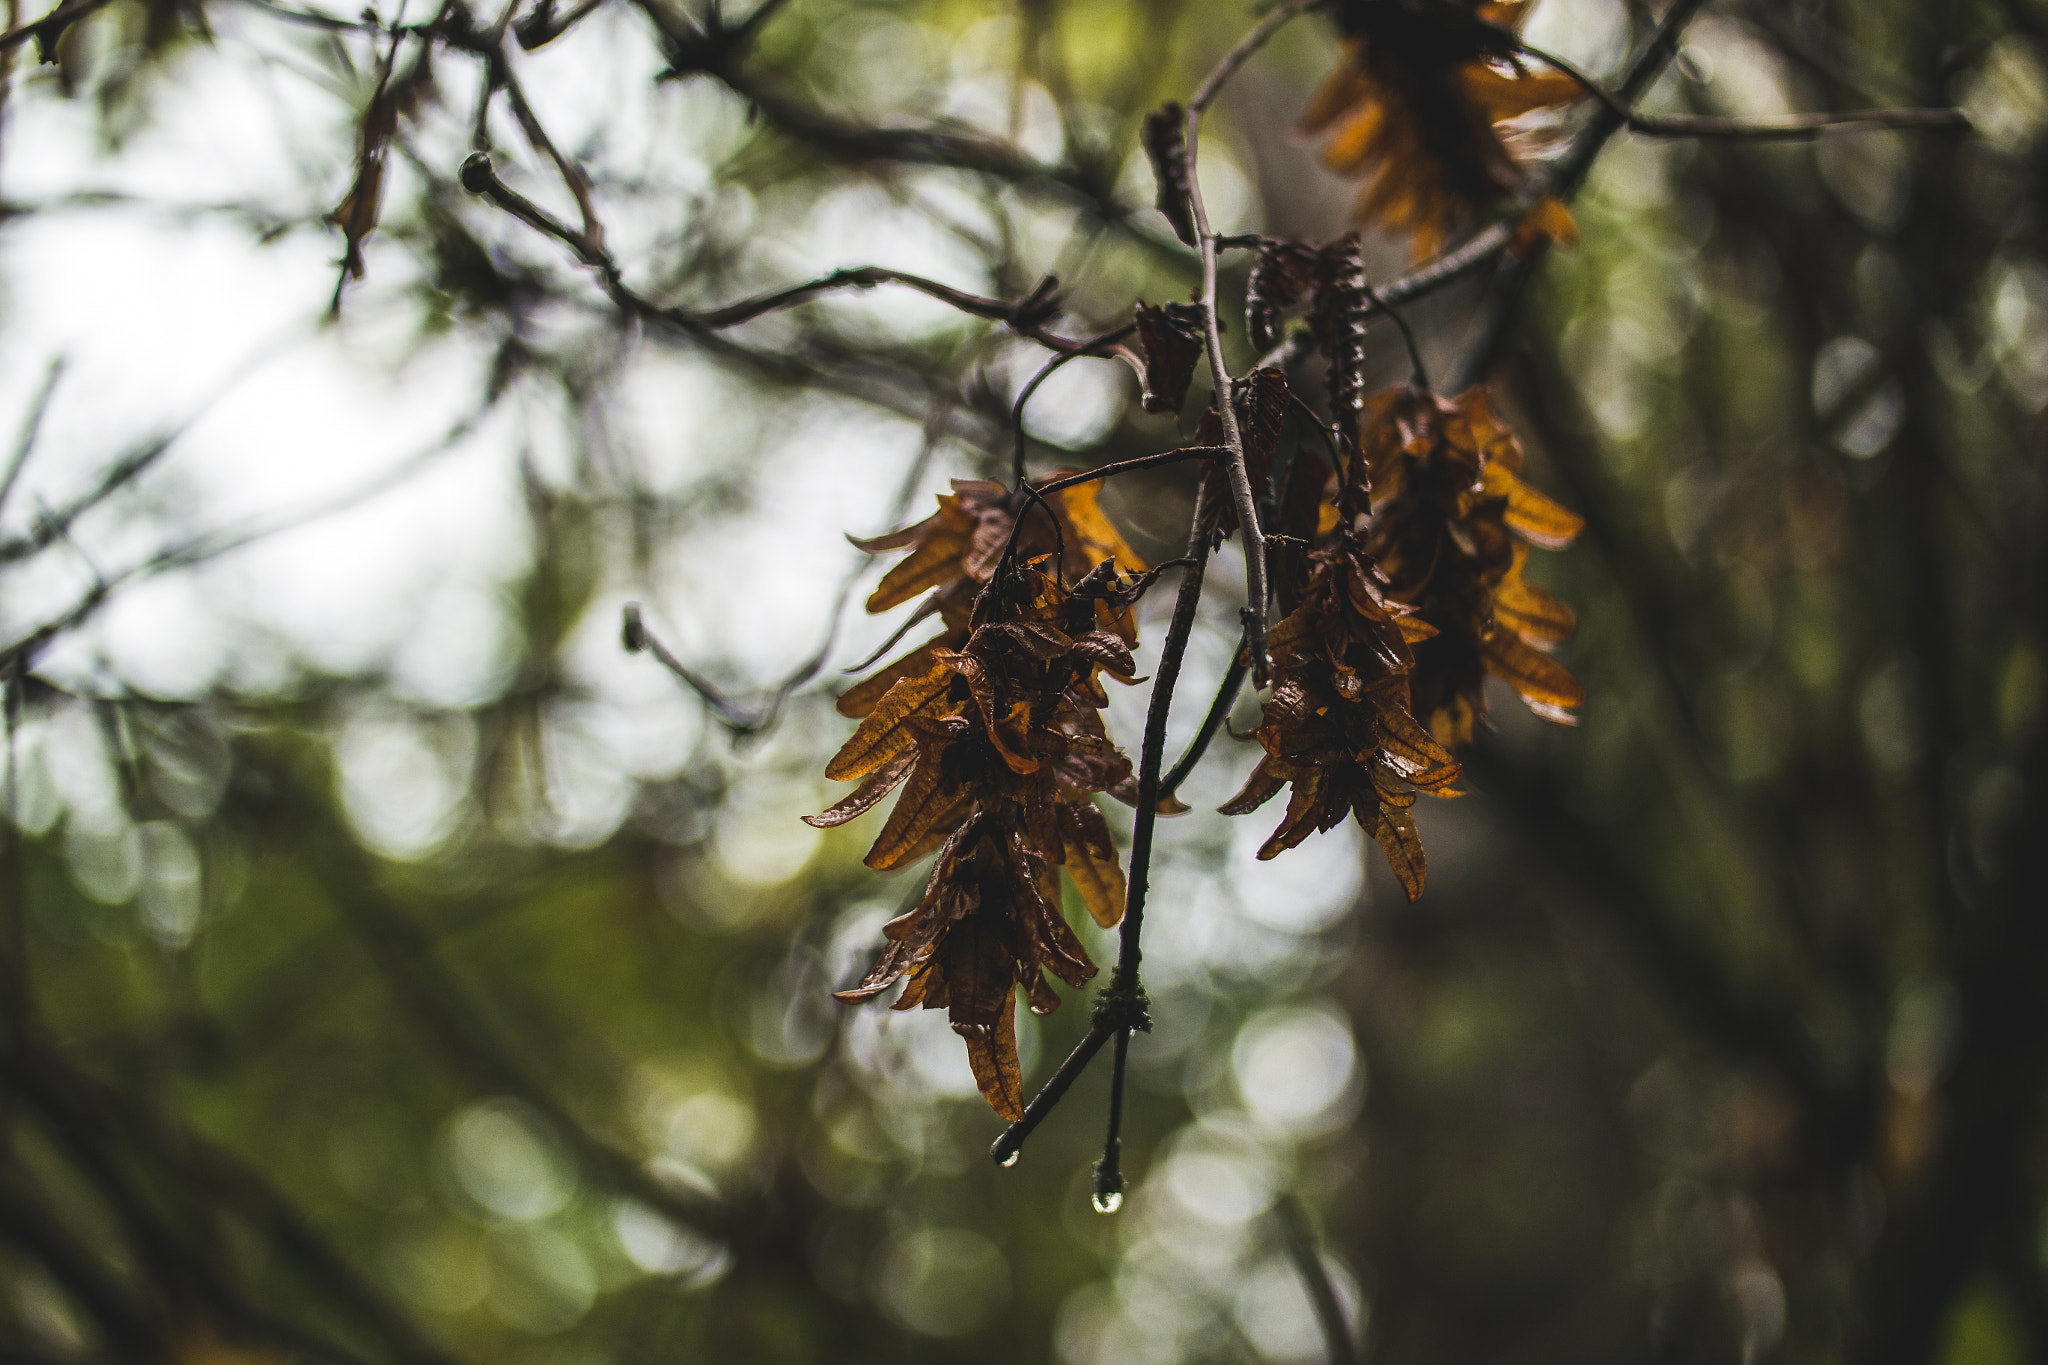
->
812 2 1591 1118
1300 0 1582 260
808 485 1153 1118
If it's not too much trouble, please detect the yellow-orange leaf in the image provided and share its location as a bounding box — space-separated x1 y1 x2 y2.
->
836 637 948 718
1057 803 1126 928
824 666 953 782
1494 546 1577 643
866 527 972 612
1483 463 1585 549
1482 630 1586 714
1373 807 1428 902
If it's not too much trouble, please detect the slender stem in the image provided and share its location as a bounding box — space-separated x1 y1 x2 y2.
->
1517 37 1970 140
1093 1028 1132 1207
1168 0 1323 689
989 2 1325 1172
499 57 605 254
1158 647 1246 804
1029 446 1221 498
1362 280 1428 391
0 359 60 518
991 479 1217 1167
989 1022 1112 1166
1008 320 1141 487
1117 514 1211 982
1186 0 1325 115
0 0 112 51
1448 0 1714 391
1184 134 1259 680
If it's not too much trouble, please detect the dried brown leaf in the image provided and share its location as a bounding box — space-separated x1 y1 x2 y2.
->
804 750 916 828
824 665 953 782
1057 802 1126 928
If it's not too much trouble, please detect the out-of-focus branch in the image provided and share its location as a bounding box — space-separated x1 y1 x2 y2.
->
0 0 111 53
0 360 61 518
457 149 1122 358
1274 1196 1357 1365
264 794 730 1241
1516 39 1972 140
0 1043 455 1365
1157 642 1246 805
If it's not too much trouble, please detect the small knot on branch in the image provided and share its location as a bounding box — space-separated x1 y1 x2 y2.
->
1007 274 1062 331
1091 969 1151 1035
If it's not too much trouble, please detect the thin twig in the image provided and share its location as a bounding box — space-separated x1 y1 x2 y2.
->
989 0 1321 1174
627 414 945 734
1446 0 1714 391
499 57 605 253
1008 320 1141 487
1158 646 1246 804
1093 1028 1132 1209
1185 0 1327 114
1028 446 1222 498
1362 280 1428 390
1517 37 1971 140
1180 1 1324 685
0 359 61 518
989 1022 1113 1166
0 0 112 52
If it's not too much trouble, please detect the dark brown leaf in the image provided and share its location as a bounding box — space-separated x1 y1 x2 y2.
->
1373 806 1427 901
1134 301 1206 416
1246 239 1321 350
1141 101 1198 247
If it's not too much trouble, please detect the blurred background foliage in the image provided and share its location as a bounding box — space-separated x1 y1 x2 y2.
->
0 0 2041 1362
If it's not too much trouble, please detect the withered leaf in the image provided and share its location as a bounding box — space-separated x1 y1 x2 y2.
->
1057 803 1126 928
823 664 954 781
1300 2 1582 262
865 730 976 870
961 989 1025 1121
1134 301 1207 416
1482 630 1585 716
866 523 974 612
1484 462 1586 548
803 750 916 829
1141 101 1199 248
837 635 947 719
1220 758 1286 817
1493 544 1576 643
1373 806 1428 902
1246 239 1322 350
947 919 1026 1119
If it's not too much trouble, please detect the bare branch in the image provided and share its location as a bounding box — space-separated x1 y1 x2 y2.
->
1273 1197 1357 1365
1516 38 1971 140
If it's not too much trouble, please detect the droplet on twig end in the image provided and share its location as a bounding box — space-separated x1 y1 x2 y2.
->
999 1150 1020 1168
459 151 495 195
1091 1143 1125 1215
621 602 645 653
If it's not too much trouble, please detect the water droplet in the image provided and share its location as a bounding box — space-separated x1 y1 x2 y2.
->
999 1150 1020 1168
1091 1190 1124 1215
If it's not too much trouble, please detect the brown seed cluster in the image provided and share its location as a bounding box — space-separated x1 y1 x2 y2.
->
813 485 1148 1118
1299 0 1581 261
